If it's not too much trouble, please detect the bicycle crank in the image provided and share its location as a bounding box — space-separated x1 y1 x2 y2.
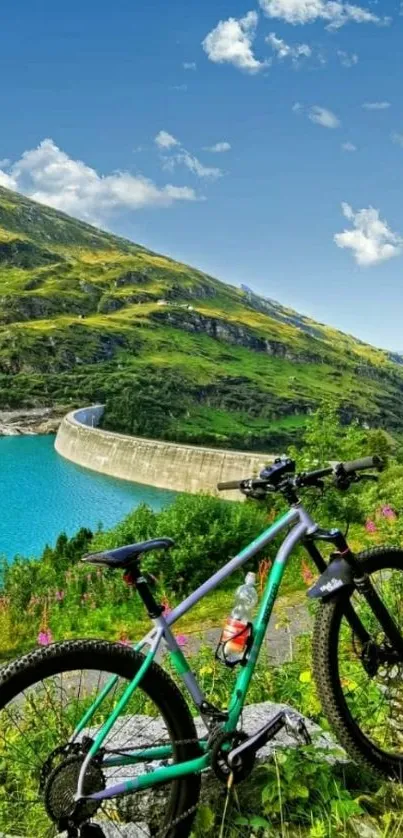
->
227 711 311 772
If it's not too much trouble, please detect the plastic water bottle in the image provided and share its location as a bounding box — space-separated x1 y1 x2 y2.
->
221 572 258 664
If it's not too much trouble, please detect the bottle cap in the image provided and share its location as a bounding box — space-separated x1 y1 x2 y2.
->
245 572 256 586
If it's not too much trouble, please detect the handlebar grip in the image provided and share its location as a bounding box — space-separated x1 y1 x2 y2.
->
217 480 243 491
341 455 384 474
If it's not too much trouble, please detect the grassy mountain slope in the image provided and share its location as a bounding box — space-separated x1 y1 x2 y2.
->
0 184 402 450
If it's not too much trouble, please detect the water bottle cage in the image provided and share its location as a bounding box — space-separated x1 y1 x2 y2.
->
215 622 254 668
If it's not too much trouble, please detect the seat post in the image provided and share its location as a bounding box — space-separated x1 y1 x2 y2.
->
124 561 164 619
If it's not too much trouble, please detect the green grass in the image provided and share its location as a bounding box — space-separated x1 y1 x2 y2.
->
1 184 403 447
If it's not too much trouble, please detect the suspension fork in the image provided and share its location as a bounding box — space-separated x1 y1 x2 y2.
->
305 533 403 656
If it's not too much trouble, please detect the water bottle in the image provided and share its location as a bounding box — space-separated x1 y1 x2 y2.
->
220 572 258 664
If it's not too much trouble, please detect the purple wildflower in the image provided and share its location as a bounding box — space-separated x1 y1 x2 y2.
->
55 590 65 601
176 634 188 648
382 505 396 520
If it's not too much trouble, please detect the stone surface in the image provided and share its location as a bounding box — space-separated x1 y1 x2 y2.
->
55 406 275 497
0 407 63 436
83 701 345 833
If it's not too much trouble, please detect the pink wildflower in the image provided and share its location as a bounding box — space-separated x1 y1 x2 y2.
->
176 634 188 648
37 629 53 646
365 520 377 533
55 590 65 601
162 596 172 616
119 634 132 646
382 505 396 521
301 559 315 587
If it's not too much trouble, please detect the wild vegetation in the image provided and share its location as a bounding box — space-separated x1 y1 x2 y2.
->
2 186 403 449
2 406 403 834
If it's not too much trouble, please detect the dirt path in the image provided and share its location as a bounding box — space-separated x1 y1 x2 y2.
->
184 591 313 664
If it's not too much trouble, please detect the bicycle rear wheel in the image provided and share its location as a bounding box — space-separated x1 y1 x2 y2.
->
313 547 403 778
0 639 201 837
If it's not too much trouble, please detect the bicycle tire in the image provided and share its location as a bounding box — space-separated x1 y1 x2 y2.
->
0 639 201 837
313 546 403 779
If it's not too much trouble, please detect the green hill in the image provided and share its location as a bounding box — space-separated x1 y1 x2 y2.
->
0 184 402 450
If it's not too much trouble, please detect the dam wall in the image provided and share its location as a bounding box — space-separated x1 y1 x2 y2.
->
55 406 274 497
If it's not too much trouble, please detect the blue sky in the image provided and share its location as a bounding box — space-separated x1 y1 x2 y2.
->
0 0 402 349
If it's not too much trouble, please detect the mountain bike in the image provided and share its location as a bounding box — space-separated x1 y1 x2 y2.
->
2 454 403 837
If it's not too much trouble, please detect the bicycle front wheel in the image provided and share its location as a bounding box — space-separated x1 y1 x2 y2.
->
313 547 403 779
0 639 201 837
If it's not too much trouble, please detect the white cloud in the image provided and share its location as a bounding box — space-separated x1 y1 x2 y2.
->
266 31 311 63
155 130 180 149
362 101 391 110
258 0 386 28
202 11 267 73
0 138 197 226
166 151 223 180
203 141 231 153
0 169 17 189
183 62 197 70
292 101 303 112
170 84 188 92
334 203 402 266
391 132 403 147
337 49 358 67
308 105 340 128
341 142 357 151
156 132 224 180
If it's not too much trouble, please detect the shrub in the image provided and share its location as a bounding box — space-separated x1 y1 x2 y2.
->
91 493 269 592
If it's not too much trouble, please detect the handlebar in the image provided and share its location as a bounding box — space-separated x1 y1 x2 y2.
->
217 454 384 495
340 455 383 474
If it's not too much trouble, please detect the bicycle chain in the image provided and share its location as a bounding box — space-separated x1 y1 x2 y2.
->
156 801 200 838
144 737 201 837
40 737 203 836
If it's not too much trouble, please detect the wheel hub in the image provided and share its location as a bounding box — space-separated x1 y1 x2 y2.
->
361 639 402 677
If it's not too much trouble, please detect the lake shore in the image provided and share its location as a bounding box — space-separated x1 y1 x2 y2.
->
0 407 64 436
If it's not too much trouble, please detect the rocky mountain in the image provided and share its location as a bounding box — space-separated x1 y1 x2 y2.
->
0 184 401 450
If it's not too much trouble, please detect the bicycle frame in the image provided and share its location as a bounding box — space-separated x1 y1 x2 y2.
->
75 503 317 802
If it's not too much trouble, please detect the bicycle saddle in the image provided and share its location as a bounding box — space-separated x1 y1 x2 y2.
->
82 538 175 569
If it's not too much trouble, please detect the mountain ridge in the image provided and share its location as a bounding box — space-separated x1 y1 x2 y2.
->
0 185 401 450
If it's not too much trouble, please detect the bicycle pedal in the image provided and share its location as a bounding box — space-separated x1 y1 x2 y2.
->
285 713 311 745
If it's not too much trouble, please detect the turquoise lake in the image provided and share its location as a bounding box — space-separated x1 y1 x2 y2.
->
0 435 175 561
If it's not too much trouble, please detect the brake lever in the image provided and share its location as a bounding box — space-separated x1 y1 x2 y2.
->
240 479 273 499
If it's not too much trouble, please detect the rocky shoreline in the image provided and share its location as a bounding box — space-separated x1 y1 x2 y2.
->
0 407 64 436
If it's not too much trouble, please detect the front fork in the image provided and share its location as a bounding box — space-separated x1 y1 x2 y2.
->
305 531 403 658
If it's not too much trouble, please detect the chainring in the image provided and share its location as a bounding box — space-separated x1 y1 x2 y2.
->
211 730 255 785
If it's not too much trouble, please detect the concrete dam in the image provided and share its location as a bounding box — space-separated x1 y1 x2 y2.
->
55 406 274 496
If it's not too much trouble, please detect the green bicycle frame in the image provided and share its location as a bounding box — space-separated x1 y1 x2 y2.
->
75 503 316 802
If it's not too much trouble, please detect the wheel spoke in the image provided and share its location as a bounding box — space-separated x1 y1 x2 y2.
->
337 562 403 758
0 643 199 837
